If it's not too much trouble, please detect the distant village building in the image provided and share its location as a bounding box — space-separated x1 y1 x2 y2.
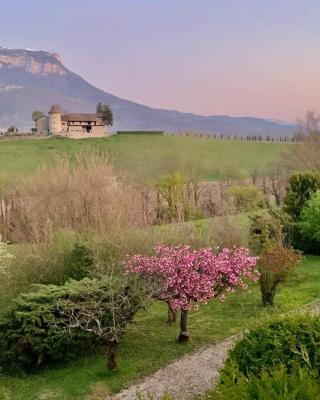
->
35 104 107 138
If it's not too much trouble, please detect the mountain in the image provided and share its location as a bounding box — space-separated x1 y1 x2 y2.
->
0 47 295 136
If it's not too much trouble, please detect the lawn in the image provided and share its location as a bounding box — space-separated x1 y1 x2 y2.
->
1 255 319 400
0 134 289 186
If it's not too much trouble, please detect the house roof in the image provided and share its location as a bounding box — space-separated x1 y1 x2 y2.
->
48 105 62 114
61 113 102 123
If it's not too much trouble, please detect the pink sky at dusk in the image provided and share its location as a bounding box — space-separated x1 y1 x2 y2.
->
1 0 320 122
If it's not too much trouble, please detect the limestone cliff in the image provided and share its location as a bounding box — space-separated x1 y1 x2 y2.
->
0 48 67 75
0 46 295 135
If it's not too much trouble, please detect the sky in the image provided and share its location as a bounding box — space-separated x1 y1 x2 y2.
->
0 0 320 122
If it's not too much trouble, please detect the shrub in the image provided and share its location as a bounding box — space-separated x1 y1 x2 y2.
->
213 363 320 400
291 225 320 255
0 231 96 310
249 210 300 306
257 245 301 307
0 236 14 281
224 314 320 377
284 172 320 221
229 185 265 212
249 209 292 253
0 274 147 372
284 172 320 254
299 190 320 241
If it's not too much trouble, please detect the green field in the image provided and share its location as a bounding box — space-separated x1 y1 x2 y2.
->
0 135 289 185
0 134 302 400
1 256 319 400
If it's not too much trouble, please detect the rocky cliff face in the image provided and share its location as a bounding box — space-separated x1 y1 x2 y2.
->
0 46 295 135
0 48 67 76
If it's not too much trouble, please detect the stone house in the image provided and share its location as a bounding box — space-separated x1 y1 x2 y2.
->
35 104 107 138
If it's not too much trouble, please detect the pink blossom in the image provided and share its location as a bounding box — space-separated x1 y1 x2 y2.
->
126 245 259 311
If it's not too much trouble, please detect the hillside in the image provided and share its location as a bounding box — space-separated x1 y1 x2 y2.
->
0 134 288 186
0 47 295 136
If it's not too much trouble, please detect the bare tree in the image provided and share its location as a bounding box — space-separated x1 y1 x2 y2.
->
285 110 320 171
266 161 289 206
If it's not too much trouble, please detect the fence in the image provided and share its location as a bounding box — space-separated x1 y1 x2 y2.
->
164 131 300 143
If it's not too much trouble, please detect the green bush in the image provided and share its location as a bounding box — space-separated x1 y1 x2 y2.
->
229 185 265 212
299 190 320 242
291 225 320 255
249 209 291 253
224 314 320 377
0 232 97 311
0 274 146 372
284 172 320 221
212 363 320 400
0 282 94 372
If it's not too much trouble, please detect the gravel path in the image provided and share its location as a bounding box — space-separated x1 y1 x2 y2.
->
113 336 237 400
111 300 320 400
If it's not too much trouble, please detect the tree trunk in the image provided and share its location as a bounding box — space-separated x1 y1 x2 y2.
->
178 309 189 342
167 303 177 324
107 341 118 370
261 289 275 307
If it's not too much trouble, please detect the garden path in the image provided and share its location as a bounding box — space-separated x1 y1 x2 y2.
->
112 335 236 400
111 299 320 400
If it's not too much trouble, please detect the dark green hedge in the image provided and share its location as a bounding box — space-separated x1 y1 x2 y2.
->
225 314 320 376
116 131 164 135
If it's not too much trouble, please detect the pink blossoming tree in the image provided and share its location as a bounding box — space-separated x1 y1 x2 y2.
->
126 245 258 342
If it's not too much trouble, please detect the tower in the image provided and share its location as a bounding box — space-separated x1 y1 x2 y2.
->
48 104 62 135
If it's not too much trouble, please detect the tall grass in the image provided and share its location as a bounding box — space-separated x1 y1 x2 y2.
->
0 153 144 243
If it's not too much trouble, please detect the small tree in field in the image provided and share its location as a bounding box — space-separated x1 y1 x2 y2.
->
258 245 301 306
249 211 301 307
126 245 258 342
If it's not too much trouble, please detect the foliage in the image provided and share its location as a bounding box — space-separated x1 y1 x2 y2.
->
249 209 292 253
127 244 258 311
215 314 320 399
212 363 320 400
117 131 164 135
284 172 320 221
283 172 320 254
249 210 301 306
257 245 301 306
229 184 265 212
298 190 320 241
0 256 319 399
155 172 187 222
0 236 13 281
0 231 97 310
96 103 113 126
224 314 320 377
0 274 147 372
31 111 44 121
126 244 258 340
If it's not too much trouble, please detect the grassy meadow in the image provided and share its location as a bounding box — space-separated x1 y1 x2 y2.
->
0 255 319 400
0 134 289 185
0 134 315 400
